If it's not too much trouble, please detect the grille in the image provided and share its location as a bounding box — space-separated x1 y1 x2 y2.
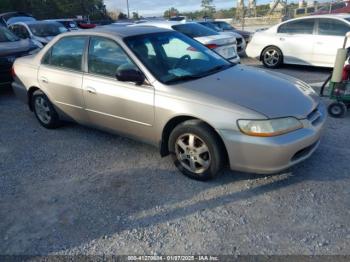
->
307 107 322 126
237 37 243 45
291 141 319 162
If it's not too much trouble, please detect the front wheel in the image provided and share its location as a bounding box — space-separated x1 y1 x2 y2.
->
261 46 283 69
168 120 225 181
328 102 347 118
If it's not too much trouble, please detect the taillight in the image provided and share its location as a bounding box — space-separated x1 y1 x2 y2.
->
205 44 218 49
11 66 16 78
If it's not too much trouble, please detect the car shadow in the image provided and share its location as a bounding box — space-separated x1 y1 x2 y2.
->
1 85 349 255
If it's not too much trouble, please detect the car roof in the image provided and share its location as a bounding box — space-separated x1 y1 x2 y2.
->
13 20 62 25
0 12 33 20
292 13 350 20
131 21 200 30
65 25 171 38
45 19 76 22
311 13 350 19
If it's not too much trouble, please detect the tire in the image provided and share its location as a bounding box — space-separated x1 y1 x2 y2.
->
261 46 283 69
168 120 225 181
31 90 61 128
328 102 347 118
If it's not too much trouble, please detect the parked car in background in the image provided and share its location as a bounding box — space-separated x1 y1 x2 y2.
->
312 1 350 15
131 21 240 63
0 12 36 27
210 21 252 44
198 21 246 55
246 14 350 68
9 21 68 47
75 19 96 29
11 26 326 180
0 26 39 85
45 19 79 31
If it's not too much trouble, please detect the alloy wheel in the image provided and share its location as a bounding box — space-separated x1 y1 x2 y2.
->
34 97 52 124
264 49 280 67
175 133 211 174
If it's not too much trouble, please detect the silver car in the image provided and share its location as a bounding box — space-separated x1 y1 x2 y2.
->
12 26 326 180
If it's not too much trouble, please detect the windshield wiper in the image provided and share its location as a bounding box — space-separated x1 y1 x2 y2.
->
200 64 234 77
165 74 202 84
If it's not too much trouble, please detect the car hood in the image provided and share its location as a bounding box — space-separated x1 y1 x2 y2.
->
0 39 36 56
34 35 55 43
177 65 319 119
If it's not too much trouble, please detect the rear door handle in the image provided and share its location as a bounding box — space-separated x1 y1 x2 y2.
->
86 87 96 94
40 76 48 83
316 42 323 45
279 37 285 41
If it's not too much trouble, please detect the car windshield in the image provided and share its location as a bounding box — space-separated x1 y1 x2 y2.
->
0 26 20 42
125 31 233 85
214 21 235 30
199 22 223 32
28 22 68 37
172 23 218 38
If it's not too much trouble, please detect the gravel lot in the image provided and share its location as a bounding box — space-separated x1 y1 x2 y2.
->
1 58 350 256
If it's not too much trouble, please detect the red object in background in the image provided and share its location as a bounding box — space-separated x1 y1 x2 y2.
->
313 1 350 15
342 64 350 81
78 23 96 29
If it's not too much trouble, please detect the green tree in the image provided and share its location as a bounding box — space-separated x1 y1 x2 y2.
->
201 0 216 18
118 12 127 19
132 11 139 20
163 7 179 18
0 0 109 21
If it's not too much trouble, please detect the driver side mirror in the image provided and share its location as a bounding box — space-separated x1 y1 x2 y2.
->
116 68 145 85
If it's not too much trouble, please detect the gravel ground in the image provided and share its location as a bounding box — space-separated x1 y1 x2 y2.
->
0 60 349 256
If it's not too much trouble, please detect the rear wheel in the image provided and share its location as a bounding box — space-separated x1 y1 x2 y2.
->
32 90 61 128
328 102 347 118
168 120 225 181
262 46 283 69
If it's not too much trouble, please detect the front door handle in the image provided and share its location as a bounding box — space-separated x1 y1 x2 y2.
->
86 87 96 94
279 37 285 41
40 76 48 83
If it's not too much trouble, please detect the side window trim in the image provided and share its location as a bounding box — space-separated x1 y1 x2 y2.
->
85 36 151 86
40 36 88 73
316 18 350 36
277 19 316 35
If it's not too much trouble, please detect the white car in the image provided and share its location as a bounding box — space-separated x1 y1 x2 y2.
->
246 14 350 68
198 21 246 55
8 21 68 47
131 21 240 63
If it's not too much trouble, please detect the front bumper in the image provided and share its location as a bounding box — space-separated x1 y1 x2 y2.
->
219 104 327 174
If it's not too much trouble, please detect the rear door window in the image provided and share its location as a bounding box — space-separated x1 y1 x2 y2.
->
43 36 87 71
318 18 350 36
278 19 315 34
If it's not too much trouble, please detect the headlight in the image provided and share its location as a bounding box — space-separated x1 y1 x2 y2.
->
237 117 303 137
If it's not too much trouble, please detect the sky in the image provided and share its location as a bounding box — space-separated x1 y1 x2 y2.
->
104 0 241 17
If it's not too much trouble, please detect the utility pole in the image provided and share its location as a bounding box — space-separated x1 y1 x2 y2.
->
126 0 130 18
